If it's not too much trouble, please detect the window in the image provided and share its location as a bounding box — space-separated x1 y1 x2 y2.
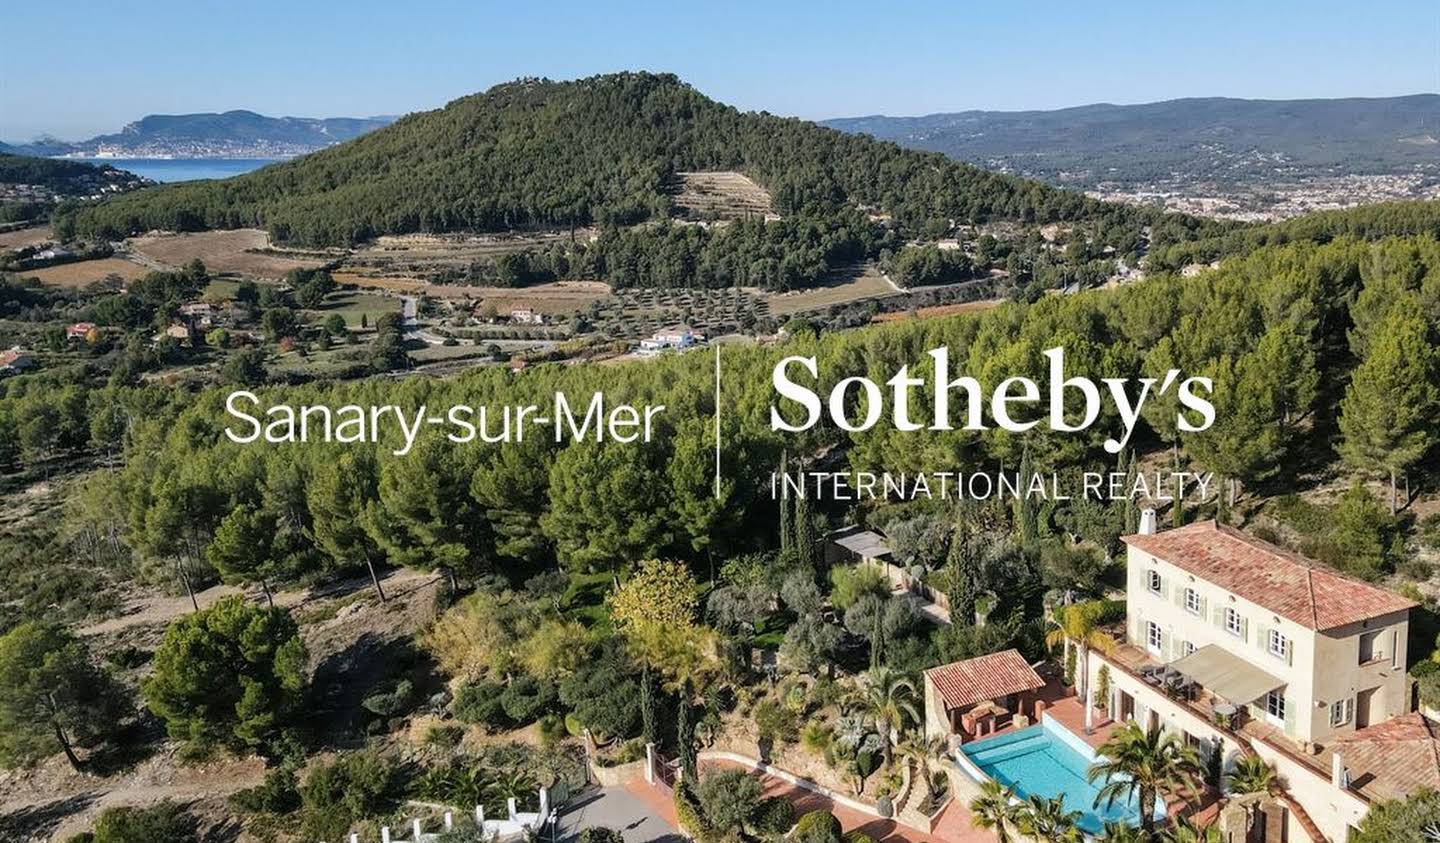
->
1146 621 1163 654
1265 690 1286 724
1182 640 1197 657
1268 628 1288 660
1225 608 1244 637
1147 570 1162 594
1331 698 1353 727
1359 630 1385 664
1184 587 1201 615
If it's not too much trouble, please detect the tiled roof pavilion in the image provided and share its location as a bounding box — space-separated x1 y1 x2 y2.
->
1124 520 1415 631
925 648 1046 710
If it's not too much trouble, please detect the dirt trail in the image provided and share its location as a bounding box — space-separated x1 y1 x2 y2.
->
80 566 433 638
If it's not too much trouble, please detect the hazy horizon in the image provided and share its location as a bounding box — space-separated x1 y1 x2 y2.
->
5 0 1438 141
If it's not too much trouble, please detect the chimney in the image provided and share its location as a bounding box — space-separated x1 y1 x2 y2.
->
1332 750 1349 789
1138 508 1158 535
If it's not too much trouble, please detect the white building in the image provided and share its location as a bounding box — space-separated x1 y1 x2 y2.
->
638 324 703 354
1084 516 1423 842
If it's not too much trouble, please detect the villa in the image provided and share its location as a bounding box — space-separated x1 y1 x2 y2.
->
1081 514 1422 842
638 324 703 354
922 511 1430 841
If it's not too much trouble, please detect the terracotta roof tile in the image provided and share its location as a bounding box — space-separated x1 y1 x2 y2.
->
1124 521 1415 631
1332 713 1440 800
924 648 1045 710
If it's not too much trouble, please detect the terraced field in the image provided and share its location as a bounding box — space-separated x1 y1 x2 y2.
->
669 171 775 220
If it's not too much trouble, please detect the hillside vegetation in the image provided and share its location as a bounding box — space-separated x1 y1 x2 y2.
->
825 94 1440 187
68 73 1222 257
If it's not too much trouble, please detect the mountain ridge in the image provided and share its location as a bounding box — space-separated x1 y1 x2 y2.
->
4 111 396 159
824 93 1440 186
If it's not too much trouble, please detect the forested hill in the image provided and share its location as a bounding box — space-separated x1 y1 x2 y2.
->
824 94 1440 188
69 72 1216 250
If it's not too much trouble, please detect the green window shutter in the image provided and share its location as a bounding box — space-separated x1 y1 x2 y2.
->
1256 623 1269 654
1199 595 1208 615
1283 696 1297 736
1174 587 1185 609
1213 605 1225 628
1286 639 1294 667
1241 616 1250 643
1160 577 1169 600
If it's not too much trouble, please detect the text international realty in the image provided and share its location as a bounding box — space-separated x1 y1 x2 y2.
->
772 469 1213 503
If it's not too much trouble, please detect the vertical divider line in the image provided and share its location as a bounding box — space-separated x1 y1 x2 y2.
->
714 341 722 500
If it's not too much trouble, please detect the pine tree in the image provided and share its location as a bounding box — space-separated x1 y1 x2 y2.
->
1339 308 1440 513
1121 449 1139 535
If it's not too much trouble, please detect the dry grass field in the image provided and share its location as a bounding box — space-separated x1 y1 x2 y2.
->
469 281 614 315
22 257 151 288
871 298 1006 322
670 171 774 220
129 229 330 278
0 224 53 249
763 263 901 315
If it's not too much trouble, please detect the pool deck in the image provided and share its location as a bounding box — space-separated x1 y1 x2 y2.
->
967 690 1220 826
626 761 997 843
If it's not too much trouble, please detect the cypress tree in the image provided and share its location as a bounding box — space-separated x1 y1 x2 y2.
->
794 485 817 569
1015 442 1038 546
778 451 794 552
640 662 659 747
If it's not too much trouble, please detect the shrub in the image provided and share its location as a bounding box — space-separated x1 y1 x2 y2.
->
754 796 796 836
425 724 465 748
299 751 398 842
88 802 193 843
829 566 888 611
754 699 799 746
579 829 625 843
453 679 510 730
875 794 893 818
697 768 763 831
230 767 301 814
539 713 566 746
499 676 558 724
792 810 842 843
363 678 416 718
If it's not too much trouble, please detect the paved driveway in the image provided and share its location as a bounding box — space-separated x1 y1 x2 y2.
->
553 785 684 843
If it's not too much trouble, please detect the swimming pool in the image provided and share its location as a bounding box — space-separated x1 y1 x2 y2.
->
957 714 1164 835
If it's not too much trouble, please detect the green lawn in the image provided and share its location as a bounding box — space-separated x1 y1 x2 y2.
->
309 291 399 328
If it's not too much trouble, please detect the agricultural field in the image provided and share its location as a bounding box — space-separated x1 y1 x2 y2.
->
305 290 400 328
762 262 901 316
871 298 1006 323
669 171 775 220
590 285 768 340
343 230 593 282
0 223 53 249
467 280 614 316
128 229 330 278
20 256 150 288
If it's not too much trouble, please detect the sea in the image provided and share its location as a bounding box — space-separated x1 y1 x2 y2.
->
74 158 280 183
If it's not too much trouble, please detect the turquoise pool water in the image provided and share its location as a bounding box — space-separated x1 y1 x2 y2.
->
958 716 1162 835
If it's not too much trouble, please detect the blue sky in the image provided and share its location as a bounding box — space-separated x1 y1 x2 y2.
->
4 0 1438 140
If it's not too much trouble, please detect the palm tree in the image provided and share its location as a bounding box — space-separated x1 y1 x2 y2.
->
898 733 949 781
1046 600 1117 699
846 667 920 767
1095 821 1148 843
1162 817 1223 843
1089 721 1203 836
970 779 1021 843
1226 753 1278 795
1016 793 1083 842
